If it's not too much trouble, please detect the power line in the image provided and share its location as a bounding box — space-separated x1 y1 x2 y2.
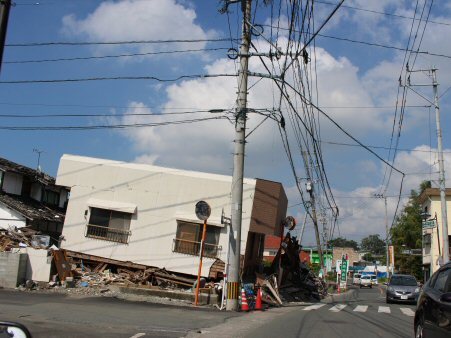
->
0 108 230 118
321 140 451 154
260 24 451 59
0 116 227 131
4 47 230 64
0 73 236 84
6 38 239 47
315 0 451 27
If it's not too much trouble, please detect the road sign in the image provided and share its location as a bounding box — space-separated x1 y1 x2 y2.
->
195 201 211 221
340 260 348 282
422 220 436 229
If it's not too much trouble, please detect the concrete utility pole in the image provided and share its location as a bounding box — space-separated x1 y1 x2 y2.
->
226 0 252 311
374 194 389 277
0 0 11 74
432 68 449 264
302 151 323 271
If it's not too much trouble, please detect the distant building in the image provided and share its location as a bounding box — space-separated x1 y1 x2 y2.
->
419 188 451 280
56 154 288 278
332 246 360 267
263 234 281 263
263 235 312 265
0 157 67 241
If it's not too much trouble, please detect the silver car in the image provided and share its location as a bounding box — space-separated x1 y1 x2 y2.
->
386 274 420 304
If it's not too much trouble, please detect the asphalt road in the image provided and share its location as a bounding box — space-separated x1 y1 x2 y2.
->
1 286 417 338
0 289 239 337
241 285 416 338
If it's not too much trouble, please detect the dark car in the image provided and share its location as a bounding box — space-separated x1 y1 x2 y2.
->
386 274 420 304
414 262 451 338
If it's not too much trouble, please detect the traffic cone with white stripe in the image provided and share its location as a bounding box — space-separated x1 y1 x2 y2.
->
241 288 249 312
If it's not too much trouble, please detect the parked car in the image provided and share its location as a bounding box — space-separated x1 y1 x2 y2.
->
360 275 372 288
370 275 378 285
386 274 420 304
353 273 361 285
414 262 451 338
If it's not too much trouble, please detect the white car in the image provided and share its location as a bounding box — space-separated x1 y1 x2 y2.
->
353 273 361 285
360 275 372 288
370 275 378 285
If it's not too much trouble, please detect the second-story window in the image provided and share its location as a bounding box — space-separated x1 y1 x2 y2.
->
43 189 59 206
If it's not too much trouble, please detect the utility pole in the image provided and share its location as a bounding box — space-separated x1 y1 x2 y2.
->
405 67 449 265
226 0 252 311
0 0 11 74
302 151 323 271
432 68 449 264
374 194 389 278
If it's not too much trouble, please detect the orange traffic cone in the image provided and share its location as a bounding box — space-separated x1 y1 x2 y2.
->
255 288 263 311
241 288 249 312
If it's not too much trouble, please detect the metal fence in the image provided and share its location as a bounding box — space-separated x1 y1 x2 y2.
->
172 238 222 259
85 224 131 244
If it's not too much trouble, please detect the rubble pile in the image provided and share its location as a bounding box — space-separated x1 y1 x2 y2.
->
269 232 327 303
0 226 39 251
0 226 208 294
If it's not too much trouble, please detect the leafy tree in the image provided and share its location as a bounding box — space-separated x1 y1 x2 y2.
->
329 237 359 250
390 183 425 281
361 234 386 256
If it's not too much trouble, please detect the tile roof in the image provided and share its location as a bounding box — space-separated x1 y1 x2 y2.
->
0 193 64 223
0 157 55 185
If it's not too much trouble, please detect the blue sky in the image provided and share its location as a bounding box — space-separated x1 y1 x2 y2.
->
2 0 451 245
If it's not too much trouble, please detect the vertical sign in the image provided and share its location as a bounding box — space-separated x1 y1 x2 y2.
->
340 259 348 282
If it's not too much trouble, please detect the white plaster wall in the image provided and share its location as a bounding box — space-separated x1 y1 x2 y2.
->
57 155 256 277
21 247 52 282
0 204 26 229
2 172 23 195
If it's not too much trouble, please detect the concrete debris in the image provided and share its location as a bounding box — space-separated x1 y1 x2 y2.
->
267 232 328 303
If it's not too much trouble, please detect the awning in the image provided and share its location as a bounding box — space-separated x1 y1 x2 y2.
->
87 198 137 214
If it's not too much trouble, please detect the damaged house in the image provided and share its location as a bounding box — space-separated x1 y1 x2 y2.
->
56 154 287 278
0 157 68 241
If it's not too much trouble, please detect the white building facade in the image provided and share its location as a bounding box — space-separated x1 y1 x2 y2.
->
420 188 451 280
56 155 287 277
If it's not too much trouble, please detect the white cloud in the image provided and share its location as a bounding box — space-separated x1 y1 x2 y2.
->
61 0 215 58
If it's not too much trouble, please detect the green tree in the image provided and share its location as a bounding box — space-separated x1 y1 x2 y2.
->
329 237 359 250
390 183 425 280
361 234 385 256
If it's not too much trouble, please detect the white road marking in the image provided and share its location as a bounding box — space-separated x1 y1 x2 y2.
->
129 333 146 338
329 304 347 312
353 305 368 312
378 306 391 313
303 304 326 311
400 308 415 317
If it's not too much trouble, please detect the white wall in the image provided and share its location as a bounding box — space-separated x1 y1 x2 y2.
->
57 155 256 277
2 172 23 195
21 247 52 282
0 204 26 229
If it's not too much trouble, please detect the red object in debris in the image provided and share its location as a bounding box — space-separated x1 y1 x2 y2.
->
241 288 249 312
255 288 263 311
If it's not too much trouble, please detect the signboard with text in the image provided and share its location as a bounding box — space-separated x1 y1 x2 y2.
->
340 260 348 282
